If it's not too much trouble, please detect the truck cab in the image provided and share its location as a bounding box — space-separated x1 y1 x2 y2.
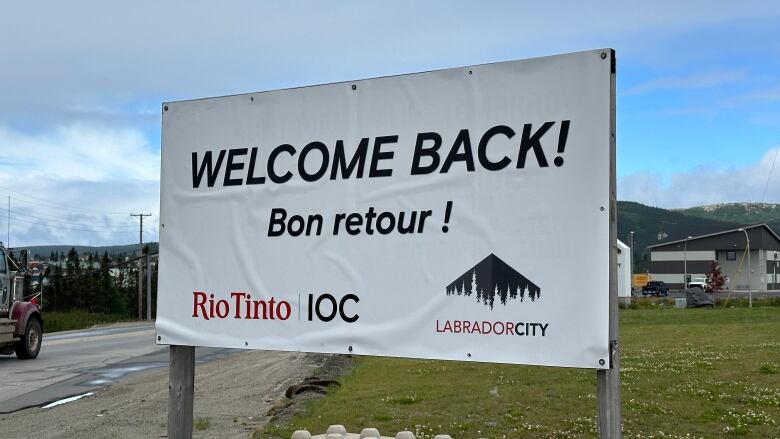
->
0 243 43 359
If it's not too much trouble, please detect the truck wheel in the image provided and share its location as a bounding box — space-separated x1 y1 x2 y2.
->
15 318 42 359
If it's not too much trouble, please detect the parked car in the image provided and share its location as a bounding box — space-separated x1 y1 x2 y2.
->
686 277 708 291
642 281 669 296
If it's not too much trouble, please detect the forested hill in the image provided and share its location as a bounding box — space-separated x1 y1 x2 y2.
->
675 203 780 232
617 201 780 271
25 243 159 261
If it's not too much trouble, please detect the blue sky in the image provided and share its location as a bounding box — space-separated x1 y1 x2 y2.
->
1 1 779 246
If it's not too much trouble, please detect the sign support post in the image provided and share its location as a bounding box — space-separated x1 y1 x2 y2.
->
597 50 621 439
168 345 195 439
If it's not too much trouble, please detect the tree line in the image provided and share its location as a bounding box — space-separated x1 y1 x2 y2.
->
38 246 157 316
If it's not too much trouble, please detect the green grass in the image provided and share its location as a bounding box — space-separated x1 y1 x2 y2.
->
43 310 135 333
258 307 780 438
194 417 211 431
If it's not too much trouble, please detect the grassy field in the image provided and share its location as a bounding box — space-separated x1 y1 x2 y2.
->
259 307 779 438
43 310 135 333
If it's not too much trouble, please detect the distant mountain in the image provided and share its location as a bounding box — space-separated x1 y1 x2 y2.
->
24 242 159 261
674 203 780 232
617 201 780 272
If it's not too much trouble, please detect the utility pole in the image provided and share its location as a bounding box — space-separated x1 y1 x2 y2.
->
131 213 152 320
146 253 152 321
7 196 10 248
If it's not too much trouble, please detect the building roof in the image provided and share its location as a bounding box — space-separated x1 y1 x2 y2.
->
647 223 780 249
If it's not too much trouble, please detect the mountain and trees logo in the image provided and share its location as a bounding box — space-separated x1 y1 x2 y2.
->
445 254 540 309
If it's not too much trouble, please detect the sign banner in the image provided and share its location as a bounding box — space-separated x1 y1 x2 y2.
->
157 49 613 368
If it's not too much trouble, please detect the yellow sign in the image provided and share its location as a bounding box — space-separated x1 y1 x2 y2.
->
632 274 650 289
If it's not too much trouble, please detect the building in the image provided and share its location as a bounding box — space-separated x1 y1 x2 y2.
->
617 239 631 298
647 224 780 291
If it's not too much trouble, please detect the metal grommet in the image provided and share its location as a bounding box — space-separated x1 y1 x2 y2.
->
467 353 472 358
601 52 607 59
468 70 473 75
351 84 357 90
157 335 161 341
250 97 254 101
348 345 353 352
600 206 605 211
599 359 606 366
163 105 168 111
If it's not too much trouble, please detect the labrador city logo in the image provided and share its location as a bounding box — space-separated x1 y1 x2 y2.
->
436 254 549 337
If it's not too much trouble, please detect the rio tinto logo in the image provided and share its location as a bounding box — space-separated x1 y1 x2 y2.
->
191 291 359 323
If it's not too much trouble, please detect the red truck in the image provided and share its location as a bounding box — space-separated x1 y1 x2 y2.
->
0 244 43 359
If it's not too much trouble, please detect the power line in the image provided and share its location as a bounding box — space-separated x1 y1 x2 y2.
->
0 207 137 230
0 187 132 215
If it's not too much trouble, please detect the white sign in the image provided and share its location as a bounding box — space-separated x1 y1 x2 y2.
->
157 49 613 368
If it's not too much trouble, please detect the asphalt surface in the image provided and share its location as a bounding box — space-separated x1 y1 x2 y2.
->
0 322 235 414
633 289 780 299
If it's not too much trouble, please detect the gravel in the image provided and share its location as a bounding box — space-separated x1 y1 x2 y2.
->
0 350 321 438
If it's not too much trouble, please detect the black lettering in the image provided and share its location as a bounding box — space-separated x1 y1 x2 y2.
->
418 210 432 233
364 206 377 235
397 211 417 234
339 294 360 323
192 150 226 188
267 144 296 184
333 213 346 235
246 147 266 184
224 148 247 186
268 208 287 237
479 125 514 171
315 294 338 322
411 132 442 175
517 122 554 168
369 135 397 178
306 215 323 236
441 129 475 173
376 212 396 235
330 138 369 180
298 141 329 182
345 213 363 235
287 215 304 236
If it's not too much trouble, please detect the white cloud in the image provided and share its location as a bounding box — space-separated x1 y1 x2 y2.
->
623 69 749 95
0 125 159 182
0 125 159 246
619 146 780 208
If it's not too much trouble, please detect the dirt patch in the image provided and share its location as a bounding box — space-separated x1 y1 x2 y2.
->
0 350 330 438
261 354 355 434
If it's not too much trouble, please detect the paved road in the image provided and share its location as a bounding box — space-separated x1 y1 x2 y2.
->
632 289 780 299
0 322 234 413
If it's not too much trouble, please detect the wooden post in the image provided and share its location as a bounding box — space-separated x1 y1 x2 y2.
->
168 345 195 439
597 48 621 439
146 254 152 321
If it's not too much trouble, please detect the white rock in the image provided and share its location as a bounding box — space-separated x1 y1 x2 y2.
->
291 430 312 439
327 425 347 435
395 432 415 439
360 427 381 438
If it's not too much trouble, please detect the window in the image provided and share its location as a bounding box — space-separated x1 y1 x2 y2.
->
726 251 736 261
0 252 6 273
